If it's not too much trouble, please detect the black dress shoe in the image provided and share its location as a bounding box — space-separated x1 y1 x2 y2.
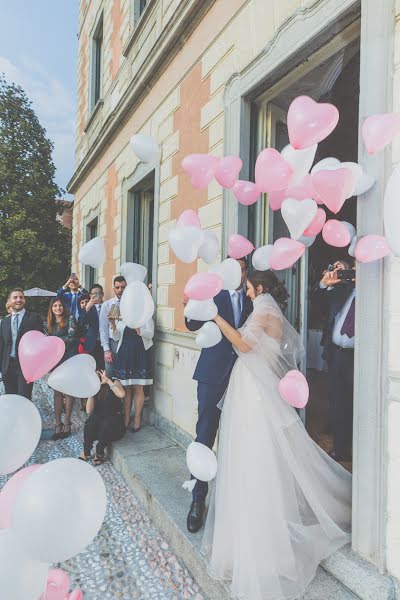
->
187 501 205 533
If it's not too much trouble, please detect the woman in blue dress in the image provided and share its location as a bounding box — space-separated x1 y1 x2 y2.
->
45 297 78 440
110 316 154 431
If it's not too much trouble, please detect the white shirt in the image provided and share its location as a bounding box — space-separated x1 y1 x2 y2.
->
99 297 120 351
331 289 356 349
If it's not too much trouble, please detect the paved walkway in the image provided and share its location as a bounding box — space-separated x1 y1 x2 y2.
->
0 382 206 600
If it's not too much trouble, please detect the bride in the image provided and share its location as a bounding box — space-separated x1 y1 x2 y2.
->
201 270 352 600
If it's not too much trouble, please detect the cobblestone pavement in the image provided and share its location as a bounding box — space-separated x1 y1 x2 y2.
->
0 382 206 600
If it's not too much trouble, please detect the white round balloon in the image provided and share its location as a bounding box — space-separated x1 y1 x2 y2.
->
168 226 204 264
348 235 358 258
120 262 147 284
281 143 317 185
12 458 107 564
186 442 217 482
298 235 316 248
198 230 219 265
210 258 241 290
184 299 218 321
0 395 41 475
0 529 49 600
130 134 160 163
48 354 100 398
120 280 155 329
252 245 274 271
195 322 222 349
281 198 317 240
78 237 105 269
353 169 375 195
342 221 357 240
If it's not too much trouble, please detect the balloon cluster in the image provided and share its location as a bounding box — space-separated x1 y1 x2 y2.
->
0 395 107 599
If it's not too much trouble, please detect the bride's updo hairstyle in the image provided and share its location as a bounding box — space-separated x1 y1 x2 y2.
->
248 270 289 312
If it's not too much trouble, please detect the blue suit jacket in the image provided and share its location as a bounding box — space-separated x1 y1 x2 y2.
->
78 305 100 353
186 290 253 385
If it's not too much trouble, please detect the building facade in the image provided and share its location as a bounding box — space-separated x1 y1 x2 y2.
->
69 0 400 594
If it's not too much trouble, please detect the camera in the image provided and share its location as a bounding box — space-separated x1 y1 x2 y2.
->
327 264 335 272
337 269 355 282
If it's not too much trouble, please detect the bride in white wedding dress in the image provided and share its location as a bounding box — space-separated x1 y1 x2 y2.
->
201 270 352 600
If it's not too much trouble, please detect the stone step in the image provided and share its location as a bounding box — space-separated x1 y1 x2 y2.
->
110 425 362 600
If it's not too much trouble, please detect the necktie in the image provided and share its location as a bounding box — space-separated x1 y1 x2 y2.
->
11 313 19 357
71 294 77 320
340 297 355 338
232 291 242 328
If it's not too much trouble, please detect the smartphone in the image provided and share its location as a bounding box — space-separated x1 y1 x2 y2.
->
70 272 76 278
337 269 355 281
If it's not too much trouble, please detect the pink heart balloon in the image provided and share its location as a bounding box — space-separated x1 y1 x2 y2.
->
311 168 353 214
19 331 65 383
255 148 293 192
322 220 351 247
278 370 309 408
228 234 255 259
215 155 242 189
355 235 390 263
362 113 400 154
303 208 326 236
176 209 201 229
40 569 70 600
287 95 339 149
270 238 305 270
0 464 42 529
269 189 287 211
184 272 224 301
69 591 83 600
232 180 261 206
182 154 219 189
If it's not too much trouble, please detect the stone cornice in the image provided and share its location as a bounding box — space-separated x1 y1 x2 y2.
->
68 0 216 194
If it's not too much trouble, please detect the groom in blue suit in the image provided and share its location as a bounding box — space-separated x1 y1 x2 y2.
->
185 257 253 533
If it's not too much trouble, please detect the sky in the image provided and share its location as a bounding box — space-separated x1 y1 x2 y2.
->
0 0 79 195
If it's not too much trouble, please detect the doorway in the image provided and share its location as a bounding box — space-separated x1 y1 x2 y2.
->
126 173 155 286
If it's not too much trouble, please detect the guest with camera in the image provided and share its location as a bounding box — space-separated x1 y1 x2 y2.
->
314 260 355 462
57 273 88 322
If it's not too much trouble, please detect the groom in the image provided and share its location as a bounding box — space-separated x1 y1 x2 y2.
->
185 257 253 533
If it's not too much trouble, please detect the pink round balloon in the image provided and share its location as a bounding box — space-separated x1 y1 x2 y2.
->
176 209 201 229
311 168 353 214
362 113 400 154
287 96 339 149
184 272 224 301
303 208 326 236
19 331 65 383
255 148 293 192
0 464 42 529
214 155 242 189
182 154 219 189
69 591 83 600
355 235 390 263
322 220 351 247
232 180 261 206
270 238 305 270
278 370 309 408
228 234 255 260
40 569 70 600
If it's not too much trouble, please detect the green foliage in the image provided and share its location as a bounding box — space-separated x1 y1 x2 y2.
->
0 75 71 310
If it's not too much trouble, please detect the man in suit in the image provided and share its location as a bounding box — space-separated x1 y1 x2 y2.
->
100 276 127 378
185 257 253 533
313 260 355 462
57 274 88 322
79 284 105 370
0 288 44 399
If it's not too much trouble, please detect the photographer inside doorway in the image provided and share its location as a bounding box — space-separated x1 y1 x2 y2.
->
313 260 355 463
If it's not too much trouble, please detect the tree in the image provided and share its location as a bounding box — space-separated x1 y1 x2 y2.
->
0 75 71 308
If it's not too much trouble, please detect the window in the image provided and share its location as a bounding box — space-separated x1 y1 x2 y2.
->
91 15 103 110
85 218 98 289
127 179 154 284
132 0 148 25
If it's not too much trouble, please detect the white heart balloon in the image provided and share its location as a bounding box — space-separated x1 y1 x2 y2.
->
195 321 222 349
168 226 204 264
186 441 217 481
281 143 317 185
184 299 218 321
210 258 241 290
311 156 340 174
342 221 357 240
78 237 105 269
252 245 274 271
120 280 155 328
0 395 42 475
298 234 316 248
281 198 318 240
48 354 100 398
120 262 147 283
353 169 375 195
198 230 219 264
130 134 160 163
348 235 358 258
384 164 400 256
